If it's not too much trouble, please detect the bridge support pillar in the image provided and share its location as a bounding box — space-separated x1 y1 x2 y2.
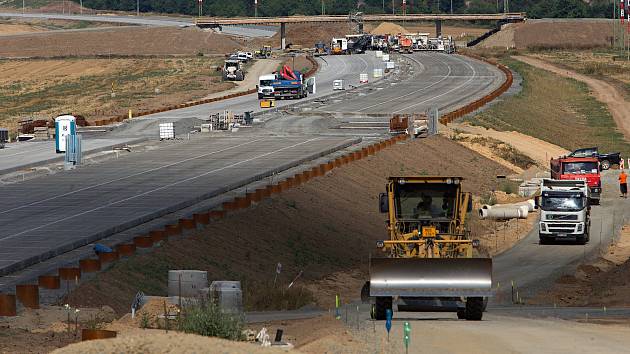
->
435 19 442 38
280 22 286 49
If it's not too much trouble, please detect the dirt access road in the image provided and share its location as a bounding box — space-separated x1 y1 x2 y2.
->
513 55 630 141
357 312 630 353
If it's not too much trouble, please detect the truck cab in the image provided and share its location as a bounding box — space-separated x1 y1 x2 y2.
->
550 156 601 203
538 179 590 244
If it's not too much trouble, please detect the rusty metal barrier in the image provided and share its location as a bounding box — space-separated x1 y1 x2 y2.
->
439 53 513 125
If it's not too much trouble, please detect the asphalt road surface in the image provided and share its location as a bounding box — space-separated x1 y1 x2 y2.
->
0 135 356 277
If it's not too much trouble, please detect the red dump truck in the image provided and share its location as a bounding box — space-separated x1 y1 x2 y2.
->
550 156 601 204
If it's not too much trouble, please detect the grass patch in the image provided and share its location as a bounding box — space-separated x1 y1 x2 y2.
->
466 57 630 157
242 281 315 312
179 301 244 340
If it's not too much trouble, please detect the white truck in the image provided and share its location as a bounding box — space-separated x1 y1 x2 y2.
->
538 179 591 245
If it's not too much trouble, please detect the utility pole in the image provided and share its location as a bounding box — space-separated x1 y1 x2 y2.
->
392 0 395 14
321 0 325 15
450 0 453 14
136 0 139 16
80 0 83 14
22 0 24 14
255 0 258 17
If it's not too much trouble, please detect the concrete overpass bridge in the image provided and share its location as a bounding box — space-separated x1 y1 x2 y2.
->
195 12 526 48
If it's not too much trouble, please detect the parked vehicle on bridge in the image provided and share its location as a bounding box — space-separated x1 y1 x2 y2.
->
537 179 591 245
257 65 314 100
567 147 621 170
550 156 601 204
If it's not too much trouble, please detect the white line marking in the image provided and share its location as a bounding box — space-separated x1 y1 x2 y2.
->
0 138 266 215
393 54 477 112
0 138 321 242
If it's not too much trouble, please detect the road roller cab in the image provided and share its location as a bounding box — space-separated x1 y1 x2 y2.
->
365 176 493 321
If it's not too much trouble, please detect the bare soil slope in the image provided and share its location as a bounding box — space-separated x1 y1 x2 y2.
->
263 22 354 48
65 136 510 314
480 20 611 49
0 26 243 57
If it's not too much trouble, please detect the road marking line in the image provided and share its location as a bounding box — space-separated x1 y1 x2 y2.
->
356 53 452 112
393 54 478 113
0 137 321 242
0 138 266 215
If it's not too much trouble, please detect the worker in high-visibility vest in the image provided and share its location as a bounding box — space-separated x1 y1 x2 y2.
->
619 170 628 199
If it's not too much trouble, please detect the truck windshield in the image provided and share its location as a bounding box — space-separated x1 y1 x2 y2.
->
259 80 274 86
562 162 598 174
541 195 585 211
394 183 458 220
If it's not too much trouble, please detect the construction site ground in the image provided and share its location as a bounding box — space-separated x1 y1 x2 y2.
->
59 135 511 314
0 56 233 133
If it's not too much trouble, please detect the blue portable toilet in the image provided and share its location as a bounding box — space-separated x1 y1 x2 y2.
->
55 115 76 153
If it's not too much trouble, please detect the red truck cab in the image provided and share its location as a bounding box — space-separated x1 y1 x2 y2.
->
550 157 601 203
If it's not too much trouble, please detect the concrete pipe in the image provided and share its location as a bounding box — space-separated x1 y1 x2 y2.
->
479 206 528 220
483 200 535 212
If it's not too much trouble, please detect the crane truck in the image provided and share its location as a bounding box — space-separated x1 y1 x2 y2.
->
257 65 311 100
363 176 493 321
538 179 591 245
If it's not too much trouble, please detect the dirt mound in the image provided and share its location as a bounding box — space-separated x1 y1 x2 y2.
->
481 19 611 49
64 135 510 314
0 26 243 57
52 331 297 354
370 22 408 35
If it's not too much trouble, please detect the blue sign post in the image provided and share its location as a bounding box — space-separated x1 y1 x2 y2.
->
385 308 392 342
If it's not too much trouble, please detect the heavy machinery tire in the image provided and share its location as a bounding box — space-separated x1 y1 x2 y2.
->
539 236 551 245
258 93 263 99
222 72 228 81
601 160 611 170
465 297 484 321
235 71 244 81
456 309 466 319
374 297 392 320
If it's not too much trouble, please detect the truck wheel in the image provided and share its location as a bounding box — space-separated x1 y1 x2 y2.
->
257 93 263 99
465 297 484 321
373 297 392 320
235 71 244 81
576 236 587 245
601 160 610 170
539 236 549 245
222 72 228 81
457 309 466 319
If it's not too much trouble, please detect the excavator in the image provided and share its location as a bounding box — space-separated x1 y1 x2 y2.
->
363 176 493 320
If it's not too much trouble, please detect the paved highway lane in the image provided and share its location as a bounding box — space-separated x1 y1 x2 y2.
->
320 52 504 114
0 135 356 275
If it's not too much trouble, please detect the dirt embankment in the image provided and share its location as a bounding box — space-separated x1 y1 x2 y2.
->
64 135 511 314
0 26 244 57
532 225 630 307
480 20 612 49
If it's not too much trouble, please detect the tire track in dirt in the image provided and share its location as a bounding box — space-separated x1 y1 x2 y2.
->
513 55 630 141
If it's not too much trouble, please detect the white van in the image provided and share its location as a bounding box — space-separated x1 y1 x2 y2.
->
333 80 344 90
